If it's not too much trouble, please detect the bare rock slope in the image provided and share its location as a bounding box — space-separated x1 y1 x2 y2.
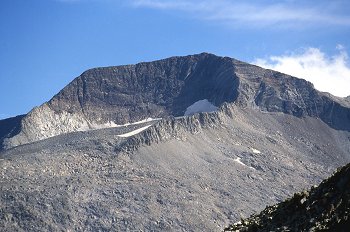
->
0 53 350 231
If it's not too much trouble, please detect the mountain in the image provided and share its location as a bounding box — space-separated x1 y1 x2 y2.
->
0 53 349 231
1 53 350 149
224 162 350 231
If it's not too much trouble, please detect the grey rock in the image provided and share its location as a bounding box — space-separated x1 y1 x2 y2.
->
1 53 350 149
0 53 349 231
0 105 349 231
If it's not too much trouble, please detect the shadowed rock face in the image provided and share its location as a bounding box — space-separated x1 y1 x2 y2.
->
0 115 25 150
48 53 239 122
254 77 350 130
1 52 350 148
224 162 350 231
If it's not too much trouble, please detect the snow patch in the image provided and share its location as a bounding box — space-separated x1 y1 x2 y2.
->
117 125 152 138
234 157 247 166
251 148 261 154
117 117 161 127
89 118 161 130
89 121 119 130
234 157 256 170
184 99 218 116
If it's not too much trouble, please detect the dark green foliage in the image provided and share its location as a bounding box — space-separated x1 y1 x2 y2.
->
225 163 350 231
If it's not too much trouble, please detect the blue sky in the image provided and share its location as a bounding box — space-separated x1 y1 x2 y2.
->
1 0 350 119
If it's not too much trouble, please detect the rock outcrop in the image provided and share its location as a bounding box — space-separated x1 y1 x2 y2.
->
0 115 25 150
224 162 350 231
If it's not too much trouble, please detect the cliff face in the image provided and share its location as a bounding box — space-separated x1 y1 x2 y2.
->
48 53 239 121
1 53 350 149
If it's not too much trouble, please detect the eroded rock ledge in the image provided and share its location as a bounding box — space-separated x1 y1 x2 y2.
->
117 103 234 153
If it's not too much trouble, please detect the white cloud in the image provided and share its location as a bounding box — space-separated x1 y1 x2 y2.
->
130 0 350 28
254 46 350 97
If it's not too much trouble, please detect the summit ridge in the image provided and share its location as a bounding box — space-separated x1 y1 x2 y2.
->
1 53 349 149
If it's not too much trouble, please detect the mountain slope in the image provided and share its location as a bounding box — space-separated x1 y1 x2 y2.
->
0 53 350 231
1 106 349 231
224 162 350 231
1 53 349 149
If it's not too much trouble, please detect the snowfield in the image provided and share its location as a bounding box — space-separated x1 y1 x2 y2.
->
234 157 247 166
117 125 152 138
251 148 261 154
90 117 161 130
184 99 218 116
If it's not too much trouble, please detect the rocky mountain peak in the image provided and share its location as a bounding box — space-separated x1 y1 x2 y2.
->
47 52 238 123
0 53 349 149
1 53 350 232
